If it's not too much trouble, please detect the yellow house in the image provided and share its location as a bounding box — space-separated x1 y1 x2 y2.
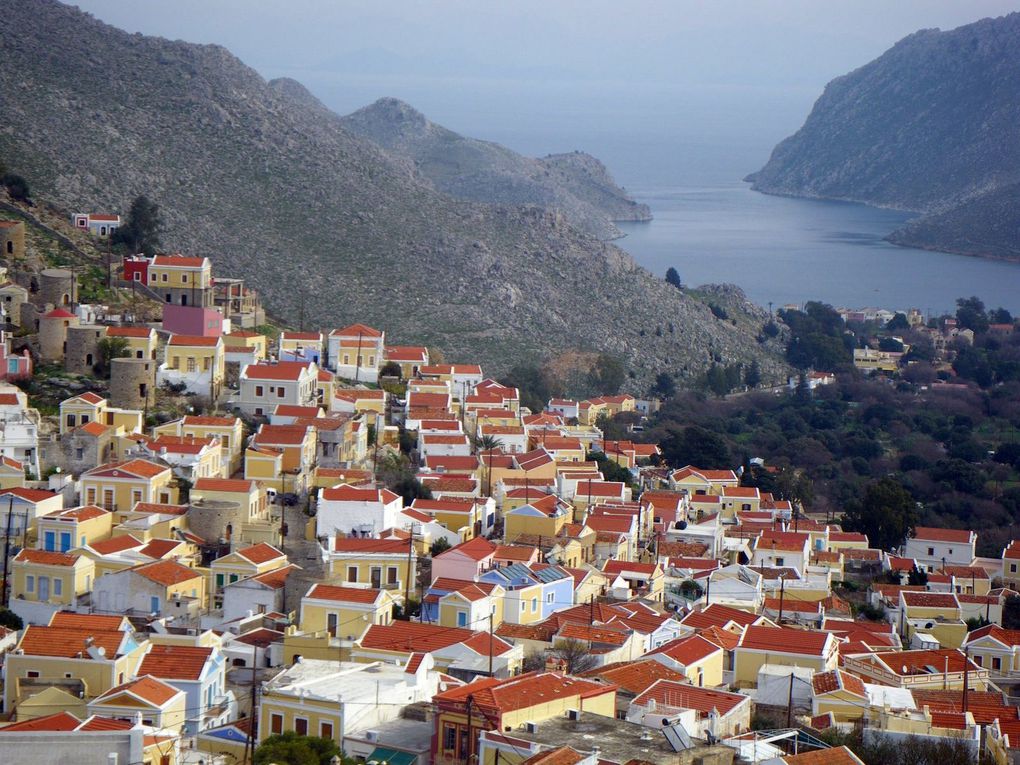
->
733 626 839 688
37 505 113 552
12 686 87 721
106 325 159 360
87 675 187 731
332 387 387 415
250 423 317 490
59 391 107 435
503 494 573 542
279 330 323 361
155 415 245 477
11 549 95 606
210 542 287 597
810 669 869 723
161 335 225 398
326 537 416 598
900 591 966 647
4 614 148 709
299 583 395 637
259 657 437 750
436 581 507 630
645 635 725 687
0 455 26 489
244 444 284 487
432 673 616 765
223 329 268 360
149 253 213 294
80 459 176 512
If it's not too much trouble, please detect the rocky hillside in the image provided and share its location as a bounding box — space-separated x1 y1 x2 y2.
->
0 0 782 387
340 97 651 240
747 13 1020 262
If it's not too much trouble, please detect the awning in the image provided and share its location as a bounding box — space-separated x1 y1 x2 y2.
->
366 747 417 765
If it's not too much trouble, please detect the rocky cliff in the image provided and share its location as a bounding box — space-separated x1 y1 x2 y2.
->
340 97 651 241
0 0 782 386
748 13 1020 262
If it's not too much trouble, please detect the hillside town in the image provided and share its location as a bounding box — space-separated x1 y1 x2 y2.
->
0 216 1019 765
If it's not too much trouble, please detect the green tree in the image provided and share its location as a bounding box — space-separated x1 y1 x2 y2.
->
95 336 131 378
430 537 452 557
955 296 989 334
878 336 904 353
841 477 918 552
651 371 676 399
665 267 683 290
886 312 910 332
379 360 402 378
744 360 762 389
254 732 343 765
588 353 625 395
0 608 24 631
661 425 731 469
473 434 504 497
112 195 164 255
1 173 31 203
990 307 1013 324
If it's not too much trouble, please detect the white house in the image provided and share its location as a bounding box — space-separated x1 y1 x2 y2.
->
0 487 64 538
221 564 300 624
315 483 404 538
138 640 232 734
705 564 764 611
238 361 318 417
903 527 977 571
750 532 810 573
0 386 40 479
92 559 204 617
627 679 752 739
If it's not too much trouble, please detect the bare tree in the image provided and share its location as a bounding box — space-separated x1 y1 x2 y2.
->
550 638 596 675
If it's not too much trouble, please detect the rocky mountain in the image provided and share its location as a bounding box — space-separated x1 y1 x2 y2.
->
0 0 782 386
340 97 651 240
747 13 1020 262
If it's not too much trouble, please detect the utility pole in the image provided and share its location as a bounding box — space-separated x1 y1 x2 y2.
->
464 695 474 765
403 523 419 617
1 495 14 608
963 646 970 714
777 574 786 624
786 671 795 728
354 330 363 384
243 642 258 764
488 612 494 677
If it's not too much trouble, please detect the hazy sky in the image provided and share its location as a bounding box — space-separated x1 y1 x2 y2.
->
72 1 1020 182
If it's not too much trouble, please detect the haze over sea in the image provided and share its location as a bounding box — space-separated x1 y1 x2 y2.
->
485 121 1020 318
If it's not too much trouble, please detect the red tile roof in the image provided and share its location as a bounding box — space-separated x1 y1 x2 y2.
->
646 635 721 666
14 549 79 566
305 584 384 604
332 537 410 555
236 543 285 564
152 254 208 268
912 526 974 544
0 711 82 732
812 669 866 697
167 334 220 347
680 603 759 630
138 644 213 680
133 559 201 586
331 323 382 337
580 659 685 695
632 679 747 716
0 487 59 503
94 675 181 706
194 477 258 494
739 625 833 656
320 484 400 504
243 361 313 381
89 534 144 554
18 626 127 658
359 622 512 656
439 536 497 562
106 326 155 338
44 504 109 522
84 459 169 479
433 672 611 715
902 591 960 609
49 612 128 631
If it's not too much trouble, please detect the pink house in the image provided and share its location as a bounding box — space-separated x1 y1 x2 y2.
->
431 536 497 583
0 330 31 381
162 304 223 337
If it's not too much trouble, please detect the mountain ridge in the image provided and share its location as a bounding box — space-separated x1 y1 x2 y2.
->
0 0 784 387
339 96 652 241
747 13 1020 262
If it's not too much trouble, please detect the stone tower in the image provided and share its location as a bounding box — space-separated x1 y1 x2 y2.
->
109 357 155 410
65 324 108 376
38 268 77 308
38 308 79 362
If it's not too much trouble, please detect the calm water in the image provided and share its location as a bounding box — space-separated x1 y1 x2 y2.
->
616 180 1020 316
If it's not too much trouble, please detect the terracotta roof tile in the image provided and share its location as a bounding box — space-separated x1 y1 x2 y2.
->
94 675 181 706
138 644 213 681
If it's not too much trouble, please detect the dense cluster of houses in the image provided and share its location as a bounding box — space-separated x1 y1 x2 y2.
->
0 241 1017 764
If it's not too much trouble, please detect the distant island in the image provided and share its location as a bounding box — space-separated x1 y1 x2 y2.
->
747 13 1020 263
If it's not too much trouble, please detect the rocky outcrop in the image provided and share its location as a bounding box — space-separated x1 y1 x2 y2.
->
340 97 651 241
0 0 782 387
747 13 1020 262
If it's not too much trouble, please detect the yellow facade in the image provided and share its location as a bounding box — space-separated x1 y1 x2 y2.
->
0 459 26 489
328 554 415 597
12 554 95 605
89 684 187 731
60 395 106 435
259 692 342 746
733 649 836 688
149 257 212 289
210 546 285 593
814 688 868 723
223 331 267 360
80 462 176 512
156 417 245 476
37 511 113 551
165 339 225 388
299 590 395 637
110 331 158 361
504 508 567 542
438 590 505 630
244 446 283 488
